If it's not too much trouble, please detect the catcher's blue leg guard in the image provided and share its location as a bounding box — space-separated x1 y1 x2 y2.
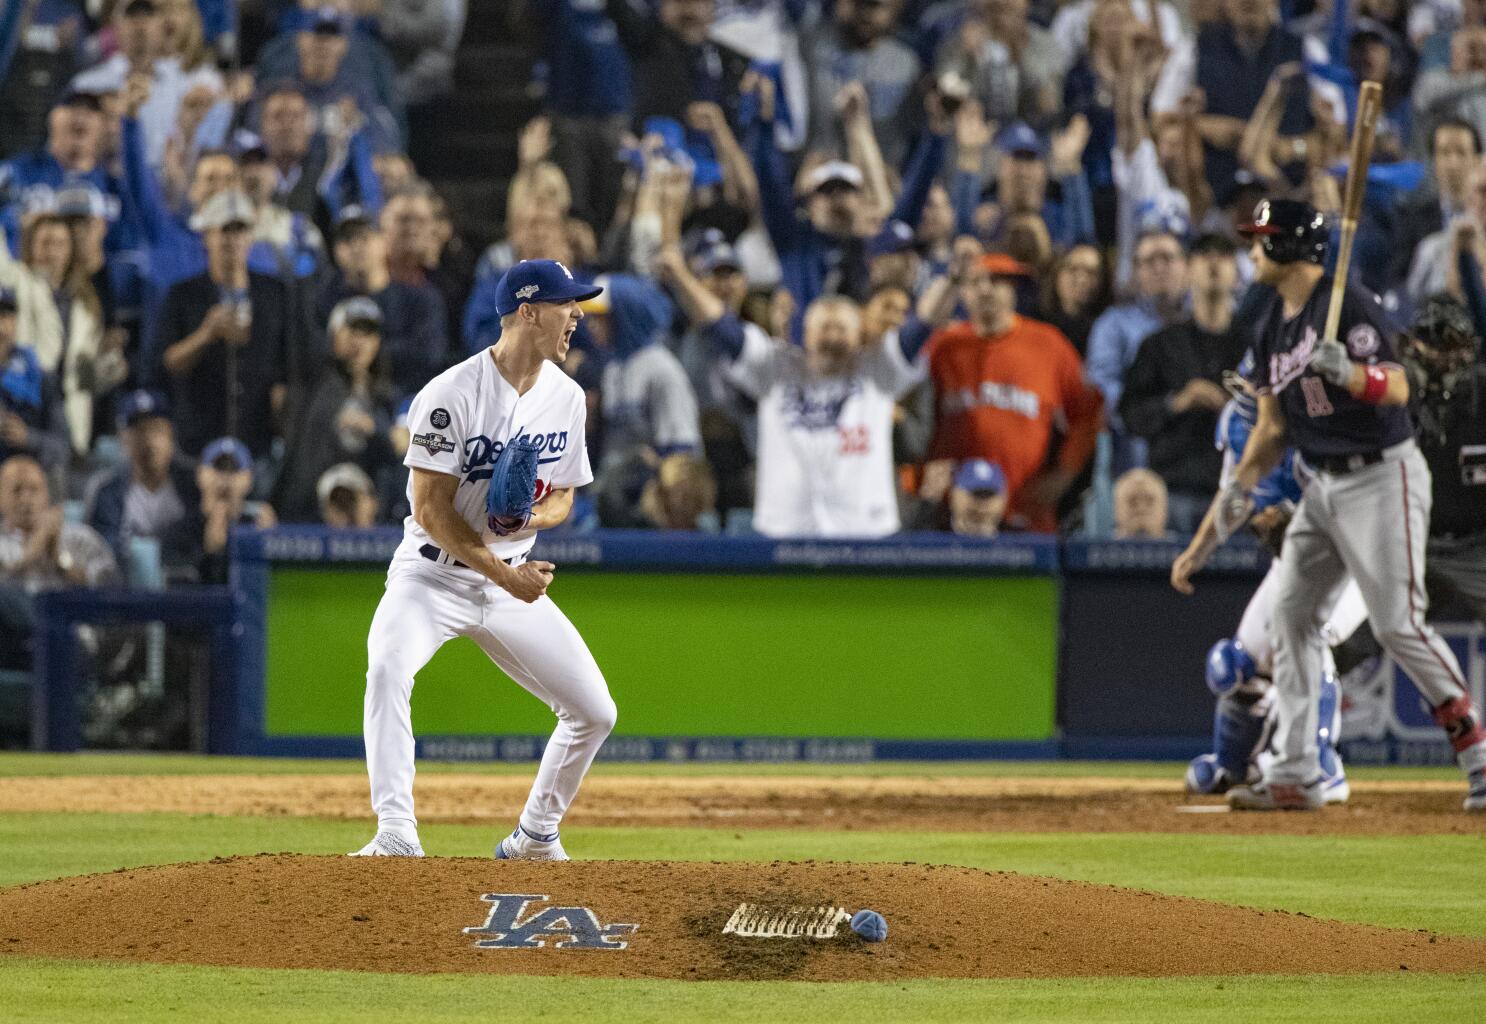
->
1212 689 1274 781
1188 640 1273 795
1317 672 1349 803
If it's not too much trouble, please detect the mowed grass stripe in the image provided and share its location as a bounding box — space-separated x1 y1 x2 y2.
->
0 813 1483 937
5 958 1486 1024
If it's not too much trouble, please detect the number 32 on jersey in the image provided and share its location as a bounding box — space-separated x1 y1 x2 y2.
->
838 426 870 455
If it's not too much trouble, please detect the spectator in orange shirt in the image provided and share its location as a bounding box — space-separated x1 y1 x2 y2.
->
919 250 1104 532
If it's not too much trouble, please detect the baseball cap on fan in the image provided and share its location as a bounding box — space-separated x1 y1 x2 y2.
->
329 296 384 334
954 459 1006 495
201 436 253 472
493 259 603 317
116 389 170 430
189 189 255 232
802 160 865 195
55 183 108 220
995 122 1048 159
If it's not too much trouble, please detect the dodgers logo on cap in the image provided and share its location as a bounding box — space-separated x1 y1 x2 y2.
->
494 260 603 317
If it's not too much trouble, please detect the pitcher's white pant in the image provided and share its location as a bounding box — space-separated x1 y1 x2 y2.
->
364 563 616 837
1270 442 1486 783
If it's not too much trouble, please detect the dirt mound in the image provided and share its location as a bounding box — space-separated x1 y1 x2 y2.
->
3 856 1484 980
3 774 1480 835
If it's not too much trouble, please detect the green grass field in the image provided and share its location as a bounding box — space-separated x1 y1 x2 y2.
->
4 755 1485 1023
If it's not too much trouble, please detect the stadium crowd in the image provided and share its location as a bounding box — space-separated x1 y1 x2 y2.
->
0 0 1482 599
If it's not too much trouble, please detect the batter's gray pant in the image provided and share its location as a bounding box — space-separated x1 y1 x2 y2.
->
1270 441 1486 783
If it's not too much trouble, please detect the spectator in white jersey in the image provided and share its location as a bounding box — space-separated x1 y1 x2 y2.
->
666 252 932 536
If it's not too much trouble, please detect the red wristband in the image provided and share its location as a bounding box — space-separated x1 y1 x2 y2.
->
1360 365 1388 404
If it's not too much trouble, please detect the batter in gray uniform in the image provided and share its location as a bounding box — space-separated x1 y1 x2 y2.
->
1173 199 1486 811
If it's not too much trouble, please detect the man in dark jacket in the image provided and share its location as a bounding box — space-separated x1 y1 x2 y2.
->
273 297 396 522
153 191 291 458
1118 233 1248 534
606 0 751 130
85 389 203 581
318 206 449 400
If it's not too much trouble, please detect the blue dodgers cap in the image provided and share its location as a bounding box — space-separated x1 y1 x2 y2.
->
494 259 603 317
995 121 1047 159
687 228 742 274
867 218 916 259
116 389 170 429
954 459 1006 494
55 183 108 219
201 436 253 472
302 6 348 33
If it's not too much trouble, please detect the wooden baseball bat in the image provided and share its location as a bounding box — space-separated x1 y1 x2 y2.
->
1322 80 1383 344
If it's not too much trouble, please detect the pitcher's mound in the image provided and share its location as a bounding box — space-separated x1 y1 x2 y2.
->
3 855 1483 981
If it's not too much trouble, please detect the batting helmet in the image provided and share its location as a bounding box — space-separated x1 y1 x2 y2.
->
1240 199 1328 265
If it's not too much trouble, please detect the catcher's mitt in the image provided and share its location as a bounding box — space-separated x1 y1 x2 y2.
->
1248 501 1294 558
486 437 542 536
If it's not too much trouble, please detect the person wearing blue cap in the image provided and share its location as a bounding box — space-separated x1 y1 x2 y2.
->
253 8 407 159
285 7 405 155
321 200 449 399
85 390 206 576
948 459 1008 537
575 273 702 517
952 117 1095 254
196 434 276 583
0 87 123 258
354 258 615 862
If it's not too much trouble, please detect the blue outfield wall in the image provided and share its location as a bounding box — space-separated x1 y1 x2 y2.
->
28 527 1483 763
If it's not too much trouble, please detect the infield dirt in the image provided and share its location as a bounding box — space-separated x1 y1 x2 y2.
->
3 855 1485 981
1 773 1480 835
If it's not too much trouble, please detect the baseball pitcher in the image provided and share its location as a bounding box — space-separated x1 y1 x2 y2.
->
352 260 615 859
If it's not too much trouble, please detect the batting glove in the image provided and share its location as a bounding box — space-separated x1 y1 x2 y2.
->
1213 480 1255 543
1308 338 1353 387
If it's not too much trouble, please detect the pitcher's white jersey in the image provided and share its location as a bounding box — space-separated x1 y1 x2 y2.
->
394 351 593 577
726 327 924 538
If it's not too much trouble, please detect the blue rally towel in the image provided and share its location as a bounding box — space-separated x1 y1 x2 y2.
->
1 345 43 410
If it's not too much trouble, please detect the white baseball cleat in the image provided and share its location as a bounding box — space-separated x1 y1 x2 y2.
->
495 825 569 861
1320 756 1350 804
1466 768 1486 812
1227 779 1326 811
349 832 425 857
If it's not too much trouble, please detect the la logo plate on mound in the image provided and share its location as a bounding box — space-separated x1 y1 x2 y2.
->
463 893 639 950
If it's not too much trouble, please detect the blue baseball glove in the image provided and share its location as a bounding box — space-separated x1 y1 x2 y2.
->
486 437 542 536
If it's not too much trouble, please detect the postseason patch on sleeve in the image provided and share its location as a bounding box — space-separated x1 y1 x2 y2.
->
411 431 456 454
